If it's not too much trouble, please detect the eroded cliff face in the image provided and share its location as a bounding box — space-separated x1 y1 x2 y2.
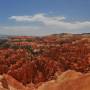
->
0 70 90 90
0 34 90 90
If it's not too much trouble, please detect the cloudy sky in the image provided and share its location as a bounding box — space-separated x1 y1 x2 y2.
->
0 0 90 36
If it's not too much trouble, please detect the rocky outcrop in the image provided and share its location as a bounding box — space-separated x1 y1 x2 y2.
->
0 70 90 90
37 70 90 90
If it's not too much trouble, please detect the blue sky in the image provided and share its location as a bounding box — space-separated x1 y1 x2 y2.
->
0 0 90 36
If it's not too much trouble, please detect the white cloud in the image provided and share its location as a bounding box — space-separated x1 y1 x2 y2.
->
9 13 65 22
0 13 89 36
9 13 90 30
0 25 89 36
0 26 42 36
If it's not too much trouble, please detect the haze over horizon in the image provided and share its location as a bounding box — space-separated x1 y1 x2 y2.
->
0 0 90 36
